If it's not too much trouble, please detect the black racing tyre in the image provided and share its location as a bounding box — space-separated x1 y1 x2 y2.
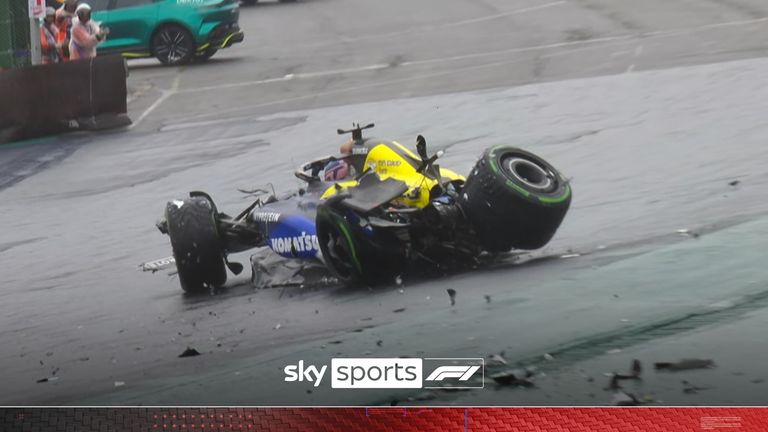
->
316 204 405 286
242 0 257 5
165 197 227 293
461 146 572 252
152 25 195 66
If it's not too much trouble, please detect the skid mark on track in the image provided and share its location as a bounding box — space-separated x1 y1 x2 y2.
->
0 237 47 255
439 134 492 151
0 140 83 192
508 288 768 372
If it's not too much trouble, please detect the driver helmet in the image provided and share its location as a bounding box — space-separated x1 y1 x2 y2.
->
324 159 349 181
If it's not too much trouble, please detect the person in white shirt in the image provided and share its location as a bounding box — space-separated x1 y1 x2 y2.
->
69 3 108 60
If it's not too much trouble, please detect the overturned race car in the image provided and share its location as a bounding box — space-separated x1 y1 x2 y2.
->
153 123 572 293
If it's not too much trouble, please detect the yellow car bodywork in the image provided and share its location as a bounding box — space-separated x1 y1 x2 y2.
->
321 141 464 209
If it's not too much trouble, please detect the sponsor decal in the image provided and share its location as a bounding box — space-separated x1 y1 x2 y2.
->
268 215 318 258
377 160 401 168
352 147 369 155
252 212 281 223
283 358 483 389
270 232 320 255
140 256 176 273
28 0 44 18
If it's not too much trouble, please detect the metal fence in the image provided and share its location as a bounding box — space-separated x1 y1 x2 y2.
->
0 1 32 69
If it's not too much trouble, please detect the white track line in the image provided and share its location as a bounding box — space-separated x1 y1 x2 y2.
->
178 63 391 94
327 1 567 46
403 16 768 67
170 15 768 97
130 73 182 129
135 15 768 126
442 1 567 28
181 39 644 122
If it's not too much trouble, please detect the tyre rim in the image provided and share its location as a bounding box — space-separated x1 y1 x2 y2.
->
156 29 189 64
503 157 555 192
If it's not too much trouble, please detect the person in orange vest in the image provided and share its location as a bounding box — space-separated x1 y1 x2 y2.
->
55 0 78 60
69 4 108 60
40 7 62 64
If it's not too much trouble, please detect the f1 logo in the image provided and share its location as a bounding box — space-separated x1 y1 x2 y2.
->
423 358 484 389
425 366 481 382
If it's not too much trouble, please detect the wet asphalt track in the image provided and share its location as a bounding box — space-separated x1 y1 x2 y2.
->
2 0 768 406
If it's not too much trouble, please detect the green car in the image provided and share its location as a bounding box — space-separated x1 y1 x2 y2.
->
89 0 244 65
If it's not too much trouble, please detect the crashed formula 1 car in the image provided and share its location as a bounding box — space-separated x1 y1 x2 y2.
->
154 123 572 293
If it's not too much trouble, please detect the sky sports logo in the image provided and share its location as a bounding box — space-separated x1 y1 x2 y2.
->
284 358 484 389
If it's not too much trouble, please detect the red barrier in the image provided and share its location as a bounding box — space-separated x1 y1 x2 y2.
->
1 408 766 431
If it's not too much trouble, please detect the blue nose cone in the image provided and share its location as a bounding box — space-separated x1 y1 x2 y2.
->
268 215 319 258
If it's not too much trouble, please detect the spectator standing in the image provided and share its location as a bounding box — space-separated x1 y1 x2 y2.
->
69 4 108 60
40 7 62 64
55 0 78 60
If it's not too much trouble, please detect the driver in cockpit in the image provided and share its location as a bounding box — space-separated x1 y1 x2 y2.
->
323 139 355 181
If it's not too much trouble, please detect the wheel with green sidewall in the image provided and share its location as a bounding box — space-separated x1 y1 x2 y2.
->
460 146 571 251
316 204 405 286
